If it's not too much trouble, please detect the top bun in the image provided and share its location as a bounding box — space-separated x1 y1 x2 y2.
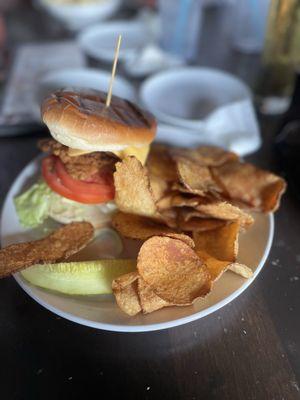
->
41 89 157 151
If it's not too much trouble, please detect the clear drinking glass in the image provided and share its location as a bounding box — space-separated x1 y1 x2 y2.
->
158 0 203 63
232 0 270 53
256 0 300 114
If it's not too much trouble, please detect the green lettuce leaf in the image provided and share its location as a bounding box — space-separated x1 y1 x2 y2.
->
14 180 116 229
14 181 52 228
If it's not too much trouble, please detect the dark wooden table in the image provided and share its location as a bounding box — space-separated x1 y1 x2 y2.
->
0 4 299 400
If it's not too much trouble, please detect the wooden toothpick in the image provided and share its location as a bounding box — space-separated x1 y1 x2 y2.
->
105 34 122 108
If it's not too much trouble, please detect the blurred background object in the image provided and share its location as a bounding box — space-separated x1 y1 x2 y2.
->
34 0 122 31
231 0 270 54
0 41 85 134
1 0 300 160
78 18 150 64
140 67 261 156
158 0 203 63
256 0 300 114
38 67 136 103
275 71 300 199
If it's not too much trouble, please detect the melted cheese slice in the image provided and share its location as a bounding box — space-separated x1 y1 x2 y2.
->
68 145 150 165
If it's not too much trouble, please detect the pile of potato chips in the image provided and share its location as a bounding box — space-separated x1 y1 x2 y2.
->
111 144 286 316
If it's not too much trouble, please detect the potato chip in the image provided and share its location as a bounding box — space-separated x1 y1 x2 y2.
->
137 277 170 314
146 143 177 182
114 156 159 218
171 182 195 194
162 233 195 248
112 212 194 247
0 222 94 278
167 191 253 228
196 250 252 281
158 208 178 229
137 236 211 304
177 207 225 224
175 157 222 196
193 222 240 262
212 160 286 212
196 250 231 281
112 212 175 240
156 194 174 211
177 217 226 232
178 208 206 222
170 146 239 167
112 271 141 316
228 263 253 278
170 194 204 208
149 174 170 202
195 201 253 228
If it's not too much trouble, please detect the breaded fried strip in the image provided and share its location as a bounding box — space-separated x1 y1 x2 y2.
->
38 139 117 181
0 222 94 277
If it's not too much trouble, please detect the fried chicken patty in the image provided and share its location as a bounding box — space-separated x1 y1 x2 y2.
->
39 139 118 181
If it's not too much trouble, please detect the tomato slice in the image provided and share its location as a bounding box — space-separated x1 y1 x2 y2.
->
55 157 114 197
42 156 114 204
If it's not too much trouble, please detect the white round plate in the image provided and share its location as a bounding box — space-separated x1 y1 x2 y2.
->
35 0 121 31
78 21 148 63
36 68 136 105
1 157 274 332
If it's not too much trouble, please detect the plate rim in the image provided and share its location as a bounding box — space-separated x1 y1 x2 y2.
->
1 157 274 333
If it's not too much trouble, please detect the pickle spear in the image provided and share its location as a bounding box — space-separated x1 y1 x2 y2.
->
21 259 136 295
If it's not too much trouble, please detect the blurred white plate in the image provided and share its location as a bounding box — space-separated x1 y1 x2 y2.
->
140 67 251 129
1 154 273 332
78 21 148 63
36 67 136 105
35 0 121 31
140 67 261 156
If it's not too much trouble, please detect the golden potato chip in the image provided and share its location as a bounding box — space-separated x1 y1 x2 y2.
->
212 160 286 212
168 195 252 230
171 194 204 208
146 143 178 182
171 182 195 194
228 263 253 278
175 157 222 196
112 212 175 240
137 236 211 304
149 174 170 202
0 222 94 278
112 212 194 247
193 222 240 262
137 277 170 314
196 250 231 281
156 194 174 211
158 208 178 229
155 192 197 211
112 271 141 316
196 250 252 281
177 217 226 232
178 208 206 222
170 146 239 167
162 233 195 248
195 201 253 228
114 156 159 218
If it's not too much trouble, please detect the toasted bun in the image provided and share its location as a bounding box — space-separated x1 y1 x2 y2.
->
41 89 157 151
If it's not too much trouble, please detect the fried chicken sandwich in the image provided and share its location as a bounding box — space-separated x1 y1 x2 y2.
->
15 88 156 229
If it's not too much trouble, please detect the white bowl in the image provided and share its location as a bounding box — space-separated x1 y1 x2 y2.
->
140 67 251 130
36 68 136 104
78 20 148 63
1 154 273 332
36 0 121 31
